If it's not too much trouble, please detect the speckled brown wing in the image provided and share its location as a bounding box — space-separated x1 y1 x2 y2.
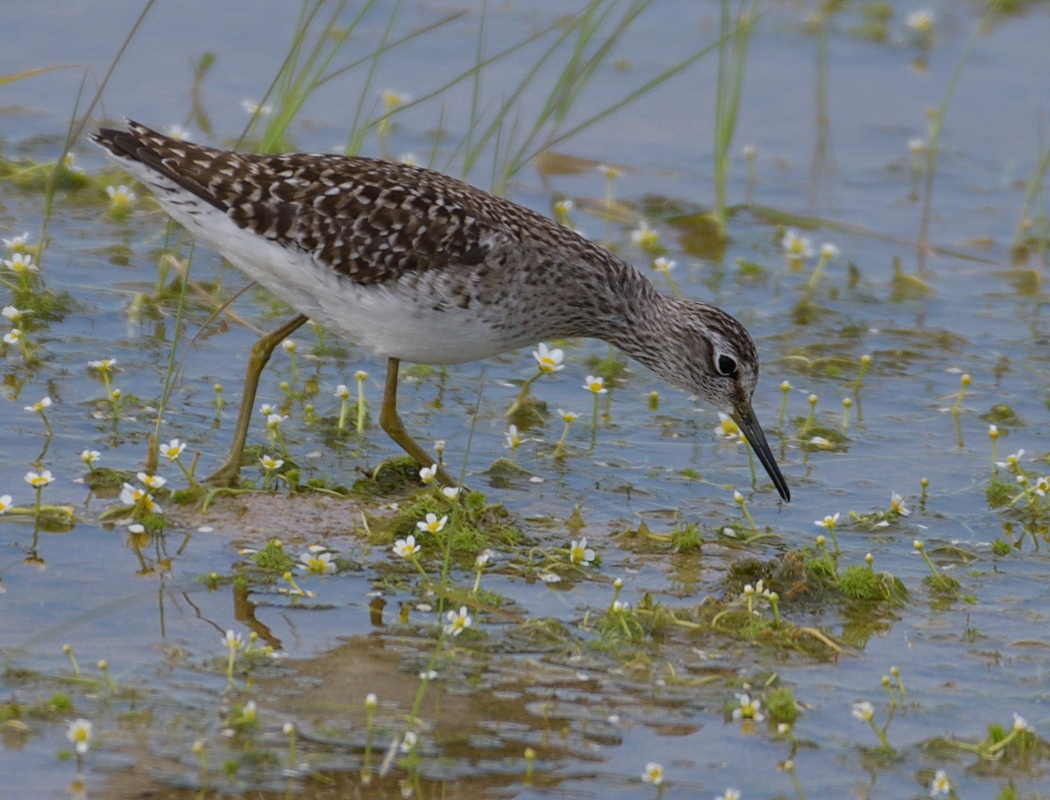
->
92 121 509 285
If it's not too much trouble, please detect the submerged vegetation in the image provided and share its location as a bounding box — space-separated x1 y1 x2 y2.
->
1 0 1049 798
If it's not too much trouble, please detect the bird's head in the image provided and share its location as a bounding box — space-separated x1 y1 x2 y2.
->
638 300 790 502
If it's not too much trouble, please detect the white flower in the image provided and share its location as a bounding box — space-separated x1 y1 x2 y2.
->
997 449 1025 469
558 409 579 423
364 693 378 709
106 184 137 206
475 550 494 568
583 375 607 395
745 579 765 596
630 221 660 249
505 425 522 449
442 486 460 501
416 513 448 534
641 762 664 785
242 99 273 116
906 9 934 33
909 138 925 154
820 242 839 259
419 464 438 484
533 343 565 374
399 731 418 752
598 163 621 179
80 450 100 465
335 383 349 399
714 412 743 441
569 537 596 565
4 253 37 273
3 328 22 345
2 306 23 322
781 229 813 259
1012 712 1032 732
24 397 51 413
852 701 874 722
393 535 421 559
444 605 473 636
715 791 741 800
297 549 336 575
930 769 951 797
815 513 840 529
159 439 186 460
0 495 12 514
732 693 764 722
260 455 284 471
224 629 244 650
612 600 630 613
137 472 167 490
380 89 410 108
281 339 296 353
119 482 162 513
890 492 910 516
652 256 676 273
25 470 53 488
3 232 29 252
67 719 93 755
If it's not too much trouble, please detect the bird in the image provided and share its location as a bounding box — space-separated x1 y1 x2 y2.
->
92 120 790 501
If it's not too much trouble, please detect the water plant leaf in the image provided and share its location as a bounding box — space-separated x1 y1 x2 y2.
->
0 66 72 86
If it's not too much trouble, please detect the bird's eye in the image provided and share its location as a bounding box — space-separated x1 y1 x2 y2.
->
716 353 738 376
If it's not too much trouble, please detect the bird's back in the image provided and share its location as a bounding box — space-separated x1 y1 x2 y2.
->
92 121 599 288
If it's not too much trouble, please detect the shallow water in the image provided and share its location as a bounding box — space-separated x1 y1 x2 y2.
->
2 1 1050 798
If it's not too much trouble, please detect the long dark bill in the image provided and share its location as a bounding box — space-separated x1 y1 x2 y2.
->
732 403 791 502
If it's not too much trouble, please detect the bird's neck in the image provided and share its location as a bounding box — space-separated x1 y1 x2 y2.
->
558 248 687 372
608 292 700 387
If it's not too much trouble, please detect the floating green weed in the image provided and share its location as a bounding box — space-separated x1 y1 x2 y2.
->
931 711 1047 763
244 538 296 572
838 563 907 605
670 522 704 553
913 539 961 595
763 686 800 725
384 487 521 557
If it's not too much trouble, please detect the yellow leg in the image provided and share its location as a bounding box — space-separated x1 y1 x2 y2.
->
204 314 310 486
379 357 458 487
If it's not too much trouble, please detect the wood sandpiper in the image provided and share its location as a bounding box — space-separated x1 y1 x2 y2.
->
92 120 790 501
